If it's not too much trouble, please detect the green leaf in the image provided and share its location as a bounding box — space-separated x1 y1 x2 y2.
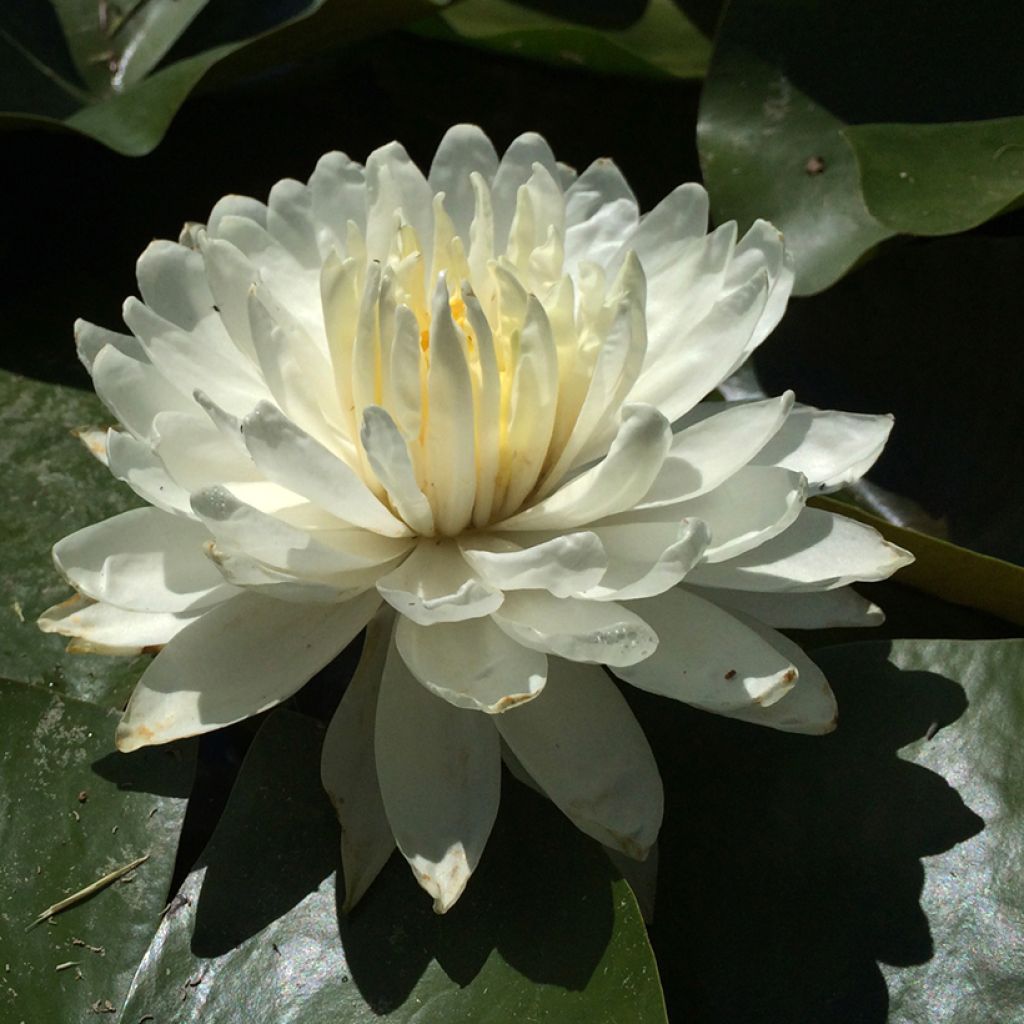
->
1 0 448 156
698 0 1024 293
0 676 195 1021
0 369 148 708
845 116 1024 236
697 2 892 295
639 638 1023 1021
122 709 668 1023
414 0 711 80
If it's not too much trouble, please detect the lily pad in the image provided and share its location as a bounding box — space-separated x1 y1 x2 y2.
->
0 676 195 1022
698 0 1024 293
0 369 147 708
1 0 449 156
122 708 669 1023
414 0 712 80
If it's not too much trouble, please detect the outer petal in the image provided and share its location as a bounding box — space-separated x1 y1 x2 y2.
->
687 507 914 592
695 584 884 629
376 540 503 625
53 508 234 613
116 590 381 751
321 610 396 912
614 588 798 711
37 593 204 655
375 637 501 913
752 404 894 493
105 430 191 516
492 591 658 668
395 614 547 713
496 658 663 860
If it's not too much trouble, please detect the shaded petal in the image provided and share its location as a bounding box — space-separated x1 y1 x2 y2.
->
38 593 204 655
376 540 503 625
694 584 884 629
614 588 798 710
396 614 547 713
241 402 409 536
674 466 806 563
502 404 671 531
360 406 434 535
491 132 559 253
321 609 396 911
106 430 191 516
429 124 499 240
492 591 657 668
459 532 607 598
116 590 381 751
687 507 914 592
53 508 233 613
638 393 793 508
365 141 433 262
496 658 662 859
375 637 501 912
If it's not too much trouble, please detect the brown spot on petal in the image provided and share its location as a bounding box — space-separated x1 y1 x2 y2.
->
723 669 737 680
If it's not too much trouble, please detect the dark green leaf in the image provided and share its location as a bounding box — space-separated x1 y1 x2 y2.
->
698 0 1024 293
413 0 711 80
640 638 1023 1022
0 676 195 1021
0 369 147 708
122 709 668 1023
1 0 447 156
845 116 1024 236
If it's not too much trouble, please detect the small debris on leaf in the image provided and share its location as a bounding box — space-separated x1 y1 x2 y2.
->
804 155 826 175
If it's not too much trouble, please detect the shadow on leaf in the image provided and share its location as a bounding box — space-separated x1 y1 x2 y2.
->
635 640 982 1023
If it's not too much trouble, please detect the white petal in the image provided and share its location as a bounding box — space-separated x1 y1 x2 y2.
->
581 515 710 601
151 410 260 492
695 584 884 629
752 404 894 493
710 614 837 734
502 404 671 531
37 593 205 655
424 276 477 535
360 406 434 535
629 269 771 423
308 150 367 255
687 507 914 592
365 141 433 262
396 614 547 713
429 124 500 240
492 591 658 667
241 402 409 536
191 485 411 577
638 393 793 508
375 637 501 912
53 508 234 613
267 177 319 268
75 318 143 372
614 588 798 710
321 610 396 911
496 658 662 859
492 132 559 253
675 466 806 563
116 590 381 751
90 343 193 441
459 532 607 598
135 240 214 330
376 540 503 625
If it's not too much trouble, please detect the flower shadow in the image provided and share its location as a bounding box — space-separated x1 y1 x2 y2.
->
633 640 983 1023
336 777 618 1013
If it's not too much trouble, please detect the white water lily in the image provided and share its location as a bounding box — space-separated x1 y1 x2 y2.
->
40 126 912 913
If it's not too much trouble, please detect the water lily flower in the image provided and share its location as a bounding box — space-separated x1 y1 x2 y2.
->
39 126 912 913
